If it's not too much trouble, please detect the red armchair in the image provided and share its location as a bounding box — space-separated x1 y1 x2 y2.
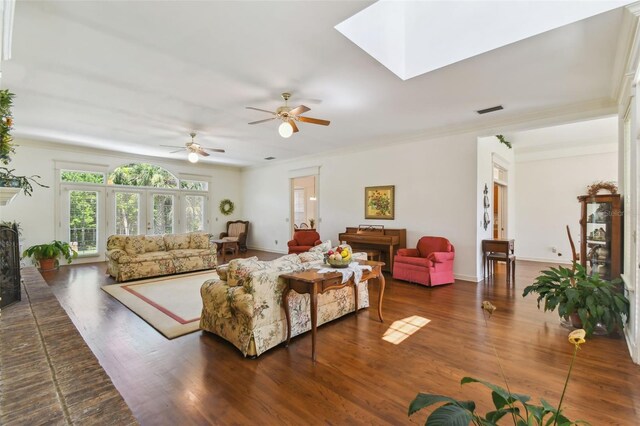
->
393 236 455 286
288 230 322 254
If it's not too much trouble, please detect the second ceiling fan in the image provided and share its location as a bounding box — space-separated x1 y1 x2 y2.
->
161 132 225 163
247 92 330 138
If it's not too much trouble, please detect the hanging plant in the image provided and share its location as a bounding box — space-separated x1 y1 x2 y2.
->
0 167 48 196
0 90 15 165
219 199 235 216
496 134 512 149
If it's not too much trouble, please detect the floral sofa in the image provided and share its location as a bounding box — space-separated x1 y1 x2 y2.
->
106 232 217 282
200 247 369 357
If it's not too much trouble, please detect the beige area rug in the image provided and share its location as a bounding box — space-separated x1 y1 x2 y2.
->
102 270 218 339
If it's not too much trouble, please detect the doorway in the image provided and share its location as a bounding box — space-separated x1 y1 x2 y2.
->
291 175 318 233
493 164 508 239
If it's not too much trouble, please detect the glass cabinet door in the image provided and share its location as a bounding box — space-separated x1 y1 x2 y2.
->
585 201 612 279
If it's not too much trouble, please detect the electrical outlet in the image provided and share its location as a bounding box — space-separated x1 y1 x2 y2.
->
275 240 278 245
551 247 557 253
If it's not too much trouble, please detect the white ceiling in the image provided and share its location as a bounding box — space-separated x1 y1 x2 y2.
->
336 0 632 80
3 1 631 167
510 115 618 151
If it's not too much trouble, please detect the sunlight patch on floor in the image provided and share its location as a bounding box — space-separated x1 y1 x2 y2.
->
382 315 430 345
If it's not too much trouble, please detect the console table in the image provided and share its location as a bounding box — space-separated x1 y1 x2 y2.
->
280 260 385 361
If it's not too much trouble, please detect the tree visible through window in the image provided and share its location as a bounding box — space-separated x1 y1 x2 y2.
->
69 190 98 255
108 163 178 188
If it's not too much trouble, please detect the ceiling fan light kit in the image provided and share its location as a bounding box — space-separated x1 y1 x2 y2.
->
247 92 330 138
278 121 293 138
187 152 199 163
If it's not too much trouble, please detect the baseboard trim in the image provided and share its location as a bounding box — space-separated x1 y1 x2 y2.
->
247 245 287 254
516 256 572 265
455 273 480 283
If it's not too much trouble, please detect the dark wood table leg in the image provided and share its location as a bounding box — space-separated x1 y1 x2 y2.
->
376 267 385 322
310 282 318 362
354 282 359 313
506 259 511 285
283 286 292 347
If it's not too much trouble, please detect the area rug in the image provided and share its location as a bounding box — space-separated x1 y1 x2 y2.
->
102 270 218 339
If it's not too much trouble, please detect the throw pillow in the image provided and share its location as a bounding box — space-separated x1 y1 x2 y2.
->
310 240 331 253
107 235 127 251
216 264 229 281
144 235 166 252
190 232 210 249
124 236 146 256
270 254 302 271
298 251 324 263
228 257 263 287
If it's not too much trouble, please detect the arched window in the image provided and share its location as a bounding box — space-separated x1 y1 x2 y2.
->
108 163 178 188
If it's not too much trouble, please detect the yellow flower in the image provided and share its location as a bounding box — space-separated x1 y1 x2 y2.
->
568 329 586 347
481 301 497 316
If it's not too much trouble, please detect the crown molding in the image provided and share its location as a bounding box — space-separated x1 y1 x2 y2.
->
13 137 242 173
614 5 640 103
242 98 617 172
515 142 617 163
612 5 639 101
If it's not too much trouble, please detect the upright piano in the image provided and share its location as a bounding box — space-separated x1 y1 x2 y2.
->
338 226 406 272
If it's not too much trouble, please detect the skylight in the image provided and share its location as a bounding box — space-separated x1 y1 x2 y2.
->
336 0 632 80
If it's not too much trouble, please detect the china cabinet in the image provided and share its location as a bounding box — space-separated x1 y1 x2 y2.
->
578 194 622 280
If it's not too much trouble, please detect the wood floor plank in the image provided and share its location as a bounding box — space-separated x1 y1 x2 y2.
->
30 252 640 425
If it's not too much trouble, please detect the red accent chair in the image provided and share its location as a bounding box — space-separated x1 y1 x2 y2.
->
287 230 322 254
393 236 455 286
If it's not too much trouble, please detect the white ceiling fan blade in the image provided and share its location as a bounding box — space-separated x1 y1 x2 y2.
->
169 148 185 153
160 145 186 149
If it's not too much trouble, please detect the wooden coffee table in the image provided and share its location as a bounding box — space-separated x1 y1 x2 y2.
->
280 260 385 361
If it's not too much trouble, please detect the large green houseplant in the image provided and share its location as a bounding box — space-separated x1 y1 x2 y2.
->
22 241 78 271
523 263 629 336
522 226 629 336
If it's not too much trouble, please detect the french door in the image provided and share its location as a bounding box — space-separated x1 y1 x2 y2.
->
109 189 176 236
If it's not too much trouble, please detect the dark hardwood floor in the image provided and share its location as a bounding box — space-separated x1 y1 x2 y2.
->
37 251 639 425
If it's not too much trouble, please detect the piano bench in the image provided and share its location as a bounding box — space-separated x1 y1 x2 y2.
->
364 249 382 262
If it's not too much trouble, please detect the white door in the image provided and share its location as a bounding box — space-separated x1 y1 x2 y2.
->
108 189 177 235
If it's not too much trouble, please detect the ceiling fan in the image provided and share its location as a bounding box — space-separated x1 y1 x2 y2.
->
161 132 225 163
247 92 330 138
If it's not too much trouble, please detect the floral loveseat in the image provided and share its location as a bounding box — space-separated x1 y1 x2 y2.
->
106 232 217 282
200 248 369 357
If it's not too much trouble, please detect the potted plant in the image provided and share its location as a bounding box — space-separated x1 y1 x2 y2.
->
523 262 629 336
22 241 78 271
0 167 48 196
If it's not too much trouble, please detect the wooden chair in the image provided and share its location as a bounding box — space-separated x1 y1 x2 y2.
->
482 239 515 284
220 220 249 252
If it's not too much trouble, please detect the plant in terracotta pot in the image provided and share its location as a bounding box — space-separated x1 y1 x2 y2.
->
22 241 78 271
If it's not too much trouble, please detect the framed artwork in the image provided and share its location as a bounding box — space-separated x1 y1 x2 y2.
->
365 185 395 220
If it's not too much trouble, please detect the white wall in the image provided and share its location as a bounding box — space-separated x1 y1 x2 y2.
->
242 132 479 281
515 150 618 263
476 136 516 278
0 139 243 264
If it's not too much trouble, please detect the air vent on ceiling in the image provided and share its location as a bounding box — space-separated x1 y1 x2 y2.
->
476 105 504 115
264 156 276 160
